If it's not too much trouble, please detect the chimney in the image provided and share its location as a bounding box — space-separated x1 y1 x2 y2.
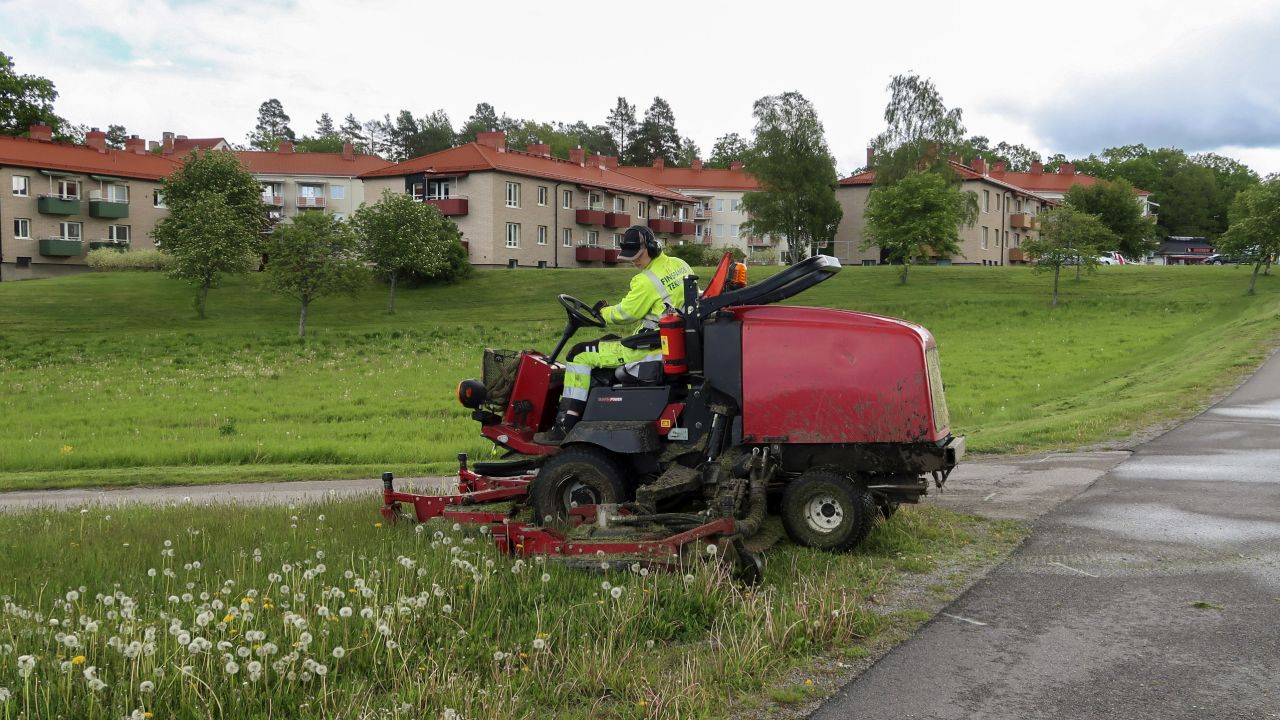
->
866 147 875 167
526 143 551 157
589 153 607 168
691 158 703 171
162 131 175 155
148 140 160 152
125 135 146 155
569 147 585 165
1059 162 1075 176
342 142 354 160
85 127 108 152
28 123 53 142
948 154 960 164
652 158 665 169
971 157 987 175
730 161 744 171
1031 161 1044 175
277 140 294 154
991 161 1007 174
475 131 506 151
603 155 618 169
176 134 188 141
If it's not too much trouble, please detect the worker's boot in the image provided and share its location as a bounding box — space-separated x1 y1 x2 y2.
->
537 400 584 445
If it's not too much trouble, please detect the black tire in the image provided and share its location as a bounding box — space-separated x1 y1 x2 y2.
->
878 499 900 520
531 446 628 523
780 469 878 552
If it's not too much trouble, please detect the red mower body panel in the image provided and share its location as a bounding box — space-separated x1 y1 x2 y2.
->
732 306 950 445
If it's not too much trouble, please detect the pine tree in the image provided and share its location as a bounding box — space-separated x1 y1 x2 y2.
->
315 113 337 138
247 98 295 151
606 97 637 158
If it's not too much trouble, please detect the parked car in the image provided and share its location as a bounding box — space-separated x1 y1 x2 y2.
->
1205 253 1245 265
1097 251 1131 265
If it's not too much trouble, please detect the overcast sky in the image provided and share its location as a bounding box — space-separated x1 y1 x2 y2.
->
2 0 1278 177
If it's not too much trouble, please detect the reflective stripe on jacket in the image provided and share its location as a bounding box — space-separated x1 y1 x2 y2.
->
600 254 693 334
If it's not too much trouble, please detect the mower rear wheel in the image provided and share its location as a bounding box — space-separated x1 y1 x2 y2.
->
780 469 877 552
531 446 628 523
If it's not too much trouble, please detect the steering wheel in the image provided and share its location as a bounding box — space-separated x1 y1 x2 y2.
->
558 294 607 329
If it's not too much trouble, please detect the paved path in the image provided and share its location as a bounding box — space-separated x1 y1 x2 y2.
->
812 351 1280 720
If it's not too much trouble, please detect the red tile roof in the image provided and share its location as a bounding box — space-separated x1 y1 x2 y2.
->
361 144 696 203
839 161 1044 198
236 149 392 177
989 169 1152 196
0 135 178 180
615 165 760 192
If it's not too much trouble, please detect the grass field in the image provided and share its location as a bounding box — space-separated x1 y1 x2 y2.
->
0 264 1278 489
0 497 1023 719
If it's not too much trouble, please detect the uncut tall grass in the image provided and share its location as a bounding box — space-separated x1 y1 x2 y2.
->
0 265 1277 489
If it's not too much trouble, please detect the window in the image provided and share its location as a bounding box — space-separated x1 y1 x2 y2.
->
981 226 989 250
586 230 599 247
153 191 166 208
731 224 739 239
505 222 520 248
537 186 548 206
56 179 80 199
730 198 741 211
108 225 129 242
995 194 1001 211
613 196 625 212
11 175 28 196
1014 232 1020 247
105 184 128 203
13 218 30 239
505 182 520 208
15 257 30 268
330 185 345 200
658 203 668 218
333 212 346 221
588 192 601 210
715 198 724 212
715 224 724 238
695 224 704 238
562 228 572 247
410 182 425 201
612 233 623 249
262 183 282 203
562 190 572 209
637 201 648 219
537 225 548 245
983 190 990 212
427 179 451 199
677 206 687 220
60 221 82 240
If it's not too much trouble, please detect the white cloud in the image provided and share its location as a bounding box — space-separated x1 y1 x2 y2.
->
1 0 1276 175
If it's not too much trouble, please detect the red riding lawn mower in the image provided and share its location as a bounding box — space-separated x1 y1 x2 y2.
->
380 254 964 581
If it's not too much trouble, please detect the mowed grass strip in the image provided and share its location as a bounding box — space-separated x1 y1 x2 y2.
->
0 497 1018 720
1 265 1278 489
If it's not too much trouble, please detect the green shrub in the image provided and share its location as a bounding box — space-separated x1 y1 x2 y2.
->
402 240 473 285
665 242 712 266
712 245 746 262
86 248 175 272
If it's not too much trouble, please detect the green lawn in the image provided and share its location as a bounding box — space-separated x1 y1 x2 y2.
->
0 496 1020 719
0 264 1277 490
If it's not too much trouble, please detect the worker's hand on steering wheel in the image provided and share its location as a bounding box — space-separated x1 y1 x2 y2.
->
592 300 608 316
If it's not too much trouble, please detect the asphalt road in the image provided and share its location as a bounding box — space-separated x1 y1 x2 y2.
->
812 351 1280 720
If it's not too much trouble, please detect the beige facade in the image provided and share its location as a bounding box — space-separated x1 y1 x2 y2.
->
364 170 693 269
1 166 166 280
255 173 371 224
833 175 1050 267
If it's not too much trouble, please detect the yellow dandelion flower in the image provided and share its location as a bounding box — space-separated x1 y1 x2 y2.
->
144 713 153 719
60 445 74 455
374 522 383 528
72 655 86 665
804 678 814 686
241 597 255 604
222 614 234 624
637 700 649 707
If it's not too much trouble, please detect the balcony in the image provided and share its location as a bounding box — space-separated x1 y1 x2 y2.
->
38 195 81 215
1009 213 1032 230
296 196 326 208
1008 248 1026 264
604 249 621 264
576 208 607 225
694 207 712 220
40 238 84 256
575 245 606 262
424 197 469 216
647 218 676 234
89 240 130 252
604 212 630 228
262 195 284 206
674 221 696 236
89 199 129 219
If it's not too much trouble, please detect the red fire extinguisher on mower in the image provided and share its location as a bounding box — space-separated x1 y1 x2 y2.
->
659 313 687 375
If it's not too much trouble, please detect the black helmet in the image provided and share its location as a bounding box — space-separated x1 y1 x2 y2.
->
618 224 660 261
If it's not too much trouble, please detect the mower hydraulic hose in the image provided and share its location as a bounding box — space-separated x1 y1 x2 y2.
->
733 449 773 538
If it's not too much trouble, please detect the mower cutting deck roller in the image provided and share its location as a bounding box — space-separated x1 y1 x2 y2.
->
379 253 964 581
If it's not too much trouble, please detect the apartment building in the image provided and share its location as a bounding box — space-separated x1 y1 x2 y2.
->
236 142 392 225
834 156 1054 266
988 161 1157 218
360 132 697 268
0 124 178 281
615 159 764 255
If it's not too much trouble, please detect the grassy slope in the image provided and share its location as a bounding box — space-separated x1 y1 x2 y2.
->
0 264 1278 490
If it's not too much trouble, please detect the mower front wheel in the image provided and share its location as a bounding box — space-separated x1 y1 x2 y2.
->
781 469 878 552
531 446 628 523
